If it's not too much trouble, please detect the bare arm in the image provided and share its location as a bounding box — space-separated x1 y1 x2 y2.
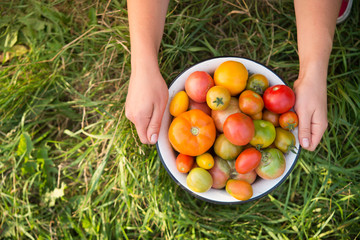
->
125 0 170 144
293 0 341 151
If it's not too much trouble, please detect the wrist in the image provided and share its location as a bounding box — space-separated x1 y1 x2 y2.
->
131 53 160 74
298 60 328 84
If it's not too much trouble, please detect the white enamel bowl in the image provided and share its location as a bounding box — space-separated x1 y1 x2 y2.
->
156 57 301 204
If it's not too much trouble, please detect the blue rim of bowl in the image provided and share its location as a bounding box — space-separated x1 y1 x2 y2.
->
156 56 302 205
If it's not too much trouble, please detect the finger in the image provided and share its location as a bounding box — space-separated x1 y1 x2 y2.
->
297 110 312 150
308 113 328 151
133 117 152 144
125 104 151 144
147 105 165 144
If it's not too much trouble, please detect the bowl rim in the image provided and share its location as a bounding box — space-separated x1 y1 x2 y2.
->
156 56 301 205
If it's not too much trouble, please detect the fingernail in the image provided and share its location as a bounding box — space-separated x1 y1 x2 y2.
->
302 138 309 148
150 134 158 144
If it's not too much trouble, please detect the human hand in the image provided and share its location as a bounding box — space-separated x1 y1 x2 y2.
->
125 67 168 144
293 70 328 151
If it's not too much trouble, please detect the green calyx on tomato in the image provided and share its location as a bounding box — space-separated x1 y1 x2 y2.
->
213 97 225 107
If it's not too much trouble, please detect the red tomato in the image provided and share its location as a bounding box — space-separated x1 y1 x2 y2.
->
226 179 253 201
263 85 295 114
211 97 241 132
279 111 299 130
223 113 255 146
185 71 215 103
235 147 262 174
176 154 194 173
168 109 216 156
239 90 264 115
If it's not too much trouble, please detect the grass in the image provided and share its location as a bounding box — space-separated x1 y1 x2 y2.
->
0 0 359 239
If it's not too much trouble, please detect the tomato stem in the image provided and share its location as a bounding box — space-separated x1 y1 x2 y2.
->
191 127 199 136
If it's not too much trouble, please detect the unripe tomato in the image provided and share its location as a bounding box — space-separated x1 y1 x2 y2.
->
196 152 214 170
235 147 262 174
185 71 215 103
206 86 231 110
274 127 296 153
239 90 264 115
246 73 269 95
226 179 253 201
256 148 286 180
175 154 194 173
214 61 248 96
279 111 299 130
263 85 295 114
250 120 276 149
169 91 189 117
223 113 255 146
187 168 213 193
213 134 243 160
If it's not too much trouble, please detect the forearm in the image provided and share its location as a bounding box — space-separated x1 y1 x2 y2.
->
294 0 341 81
127 0 169 72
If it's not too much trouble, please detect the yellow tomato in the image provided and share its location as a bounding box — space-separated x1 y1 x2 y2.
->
206 86 231 111
196 152 214 170
214 61 248 96
169 90 189 117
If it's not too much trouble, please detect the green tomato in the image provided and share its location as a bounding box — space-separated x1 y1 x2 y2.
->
250 120 276 149
255 148 286 180
274 127 296 153
186 168 213 193
214 134 243 160
246 74 269 95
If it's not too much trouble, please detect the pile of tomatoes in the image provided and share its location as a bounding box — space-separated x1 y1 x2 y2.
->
168 60 298 201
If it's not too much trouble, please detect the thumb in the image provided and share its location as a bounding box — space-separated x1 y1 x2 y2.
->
147 106 165 144
297 111 312 150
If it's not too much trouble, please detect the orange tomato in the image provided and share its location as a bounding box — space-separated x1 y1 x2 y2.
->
206 86 231 110
279 111 299 130
196 152 214 170
251 111 262 120
168 109 216 156
239 90 264 115
175 154 194 173
169 90 189 117
226 179 253 201
214 61 248 96
262 109 279 127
